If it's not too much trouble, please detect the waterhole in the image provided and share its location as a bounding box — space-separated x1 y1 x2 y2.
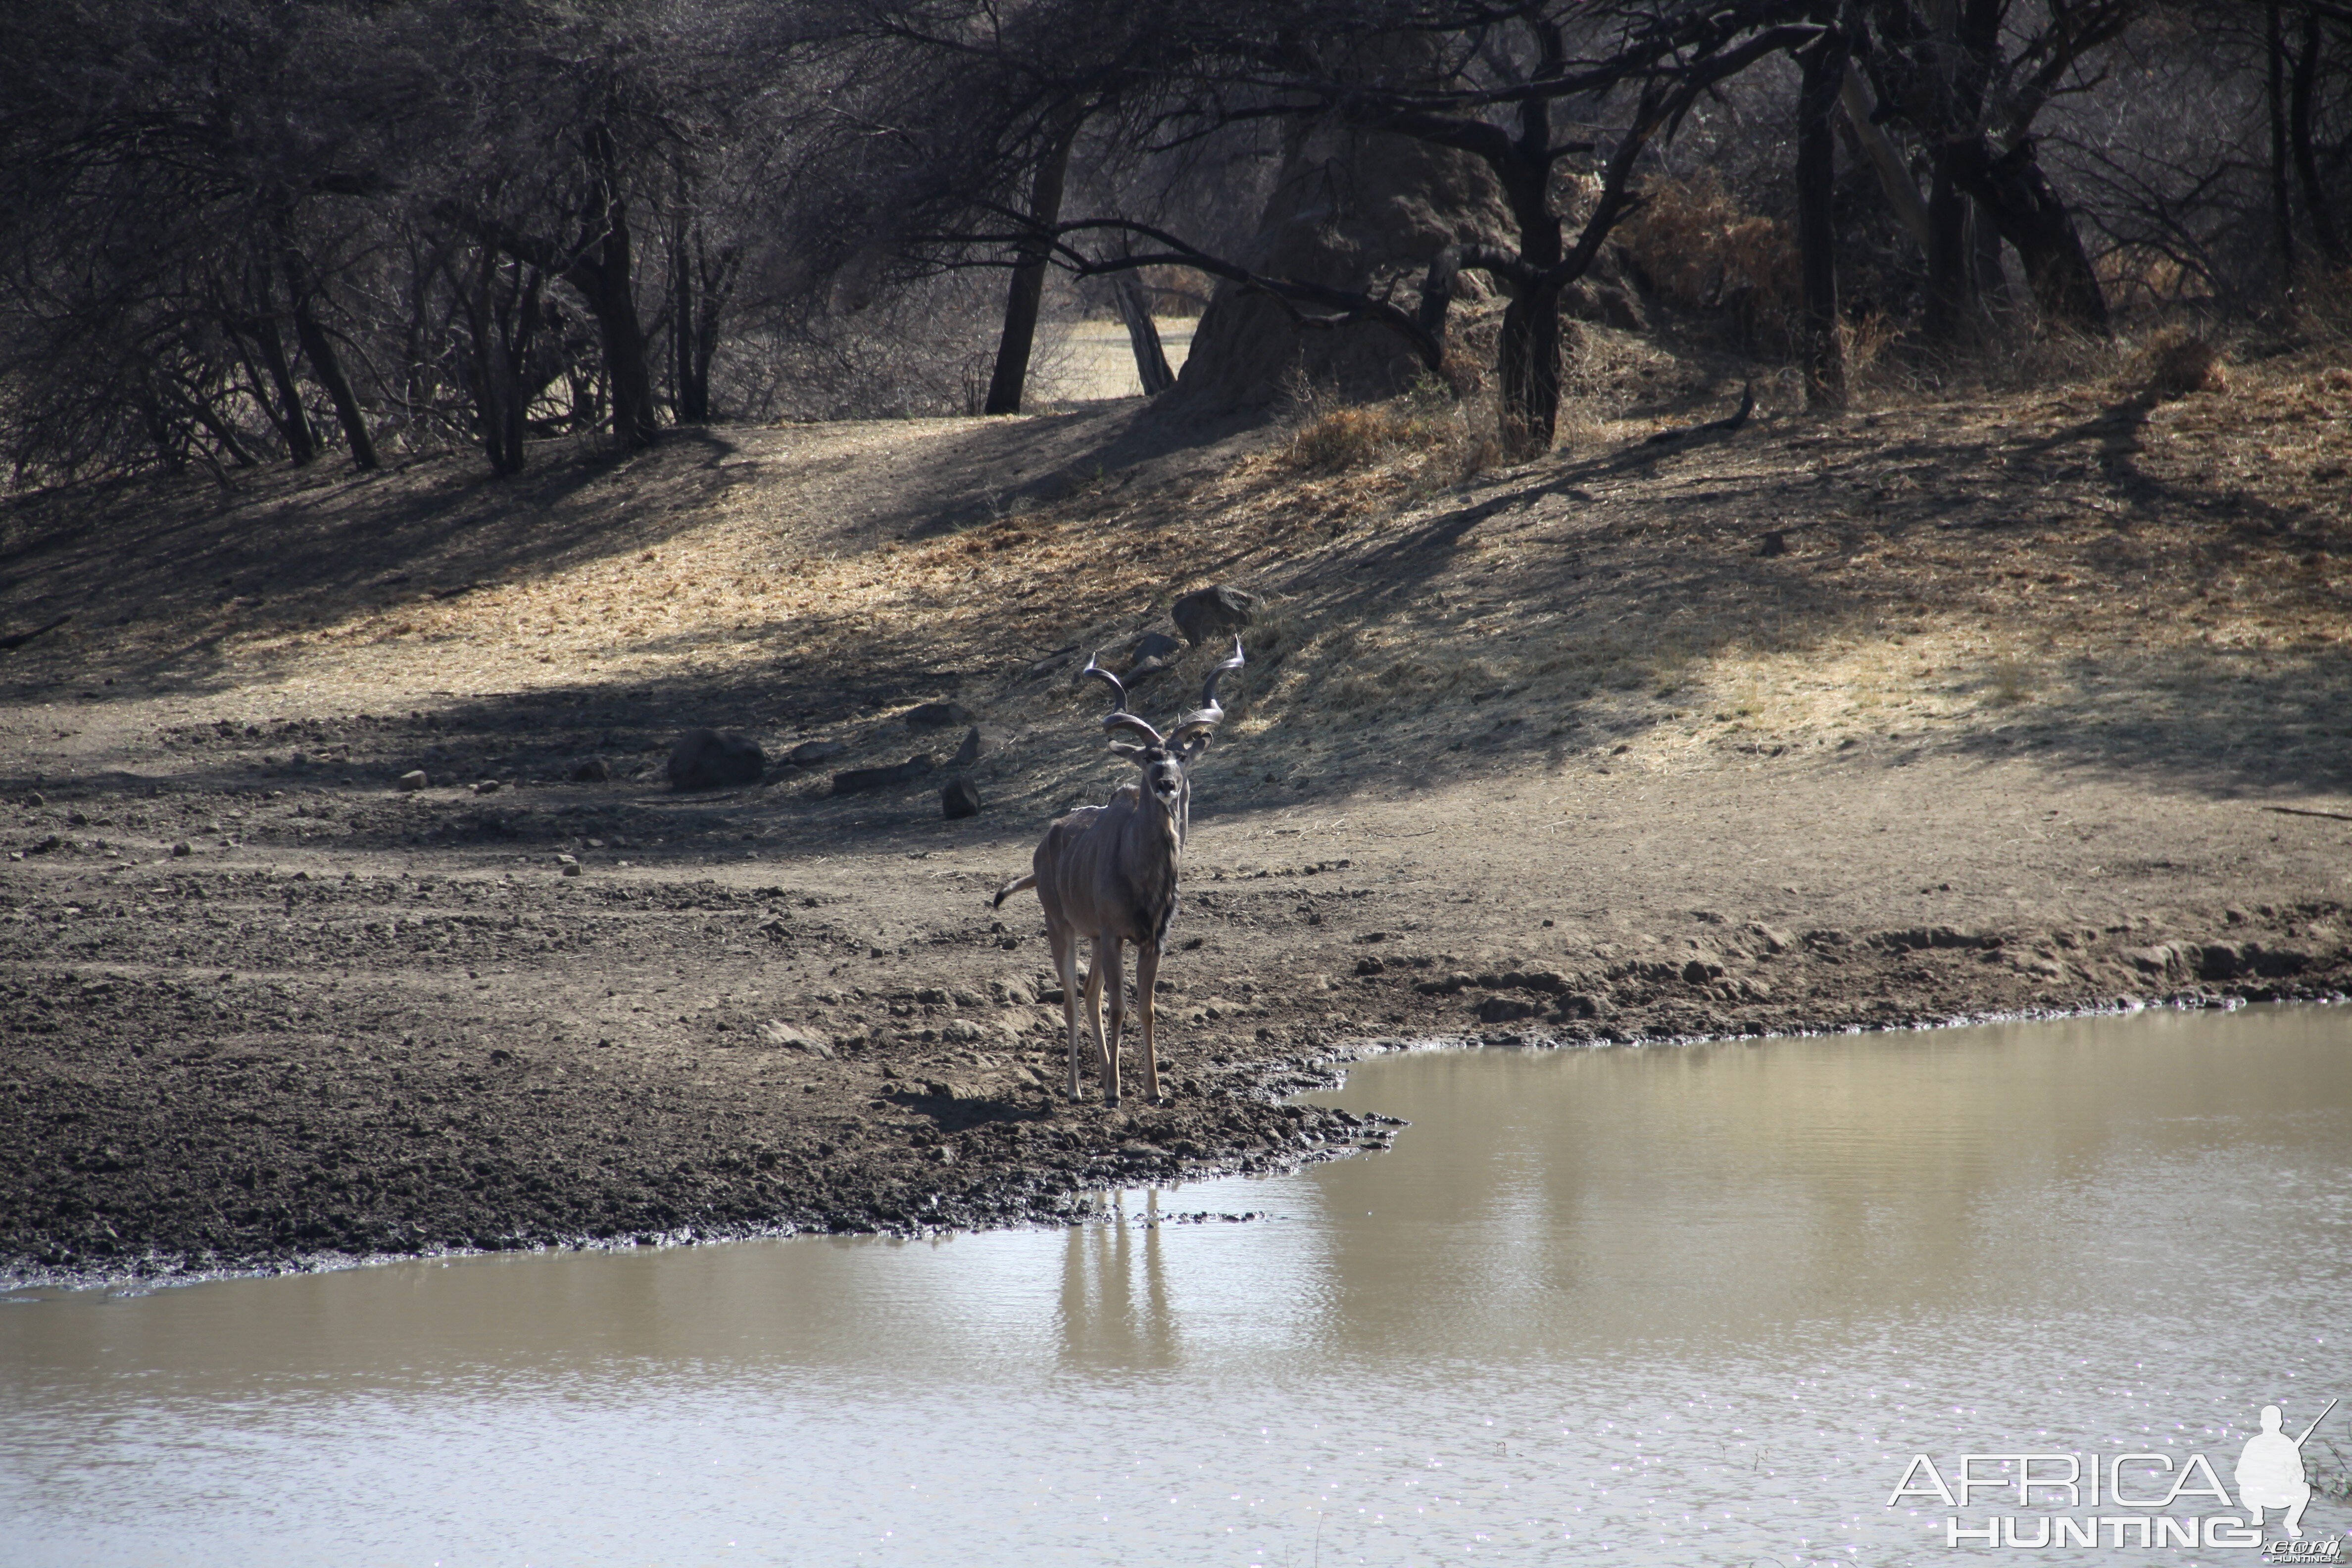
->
4 1005 2348 1564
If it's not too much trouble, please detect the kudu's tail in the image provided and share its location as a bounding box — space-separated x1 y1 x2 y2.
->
990 872 1037 910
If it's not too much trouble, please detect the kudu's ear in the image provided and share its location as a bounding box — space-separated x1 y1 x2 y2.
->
1108 740 1148 761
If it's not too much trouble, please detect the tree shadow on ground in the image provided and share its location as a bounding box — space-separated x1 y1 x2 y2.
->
1222 379 2352 807
9 372 2352 851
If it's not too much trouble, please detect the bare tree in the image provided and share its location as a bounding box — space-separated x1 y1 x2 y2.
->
1863 0 2137 335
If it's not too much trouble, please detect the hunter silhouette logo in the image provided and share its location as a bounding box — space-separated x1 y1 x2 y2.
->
2240 1399 2336 1541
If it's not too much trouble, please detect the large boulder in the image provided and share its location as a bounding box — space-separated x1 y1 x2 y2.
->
1160 111 1514 417
1172 585 1258 645
667 730 765 791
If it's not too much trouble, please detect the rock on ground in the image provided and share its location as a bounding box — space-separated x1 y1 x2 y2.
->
1172 586 1257 645
667 730 765 791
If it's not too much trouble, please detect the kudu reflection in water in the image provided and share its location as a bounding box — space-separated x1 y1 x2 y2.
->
1058 1190 1180 1369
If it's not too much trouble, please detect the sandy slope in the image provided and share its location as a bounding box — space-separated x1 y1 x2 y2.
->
4 342 2352 1283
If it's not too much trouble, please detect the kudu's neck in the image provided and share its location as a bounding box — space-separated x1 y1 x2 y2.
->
1125 774 1186 881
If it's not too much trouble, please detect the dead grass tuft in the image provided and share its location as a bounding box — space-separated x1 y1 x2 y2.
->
1988 646 2038 706
2128 325 2228 401
1839 311 1902 389
1284 398 1457 474
1286 406 1408 472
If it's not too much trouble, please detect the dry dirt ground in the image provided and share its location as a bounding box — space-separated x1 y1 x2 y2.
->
4 330 2352 1286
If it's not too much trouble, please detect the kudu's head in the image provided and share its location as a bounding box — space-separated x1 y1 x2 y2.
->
1080 637 1244 830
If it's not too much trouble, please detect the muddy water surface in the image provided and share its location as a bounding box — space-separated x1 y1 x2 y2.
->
5 1006 2350 1565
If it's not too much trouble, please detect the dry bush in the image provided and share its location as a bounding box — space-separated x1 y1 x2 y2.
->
2125 325 2228 400
2293 267 2352 342
1135 264 1211 318
2094 247 2210 312
1287 406 1408 471
1619 173 1800 345
1283 389 1460 474
1838 312 1901 385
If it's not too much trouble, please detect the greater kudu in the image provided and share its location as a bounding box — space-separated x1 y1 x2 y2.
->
992 638 1244 1106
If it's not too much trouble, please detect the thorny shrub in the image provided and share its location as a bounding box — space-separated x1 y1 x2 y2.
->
1619 174 1800 348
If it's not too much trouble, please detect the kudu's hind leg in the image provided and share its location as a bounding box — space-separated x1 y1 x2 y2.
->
1093 935 1124 1108
1136 941 1162 1103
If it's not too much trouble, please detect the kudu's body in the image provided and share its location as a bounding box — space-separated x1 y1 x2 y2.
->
994 639 1243 1107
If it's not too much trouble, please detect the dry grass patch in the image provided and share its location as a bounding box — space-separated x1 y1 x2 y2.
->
12 331 2352 807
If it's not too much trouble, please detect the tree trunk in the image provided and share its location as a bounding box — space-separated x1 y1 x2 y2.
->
1946 139 2108 332
1493 152 1565 455
1796 19 1847 408
2270 2 2298 284
585 217 657 446
2290 10 2344 265
1971 197 2012 308
186 395 257 468
1839 60 1932 253
1110 273 1175 394
137 393 185 476
283 254 380 471
1921 0 1994 343
1924 157 1976 343
561 126 658 449
689 287 723 421
984 113 1081 416
1494 284 1564 454
669 215 718 424
225 328 292 455
461 250 538 477
248 311 317 466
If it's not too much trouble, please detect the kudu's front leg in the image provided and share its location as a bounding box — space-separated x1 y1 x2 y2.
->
1135 941 1162 1103
1078 933 1113 1105
1095 935 1125 1108
1051 925 1084 1101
